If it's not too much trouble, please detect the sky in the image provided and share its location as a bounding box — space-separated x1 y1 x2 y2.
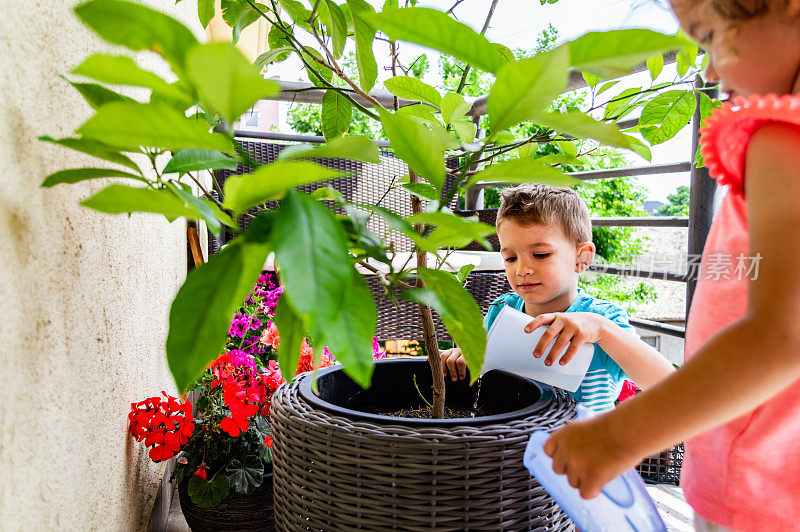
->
266 0 692 203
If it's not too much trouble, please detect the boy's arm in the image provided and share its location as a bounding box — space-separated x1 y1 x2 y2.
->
525 312 674 389
594 320 675 389
543 123 800 499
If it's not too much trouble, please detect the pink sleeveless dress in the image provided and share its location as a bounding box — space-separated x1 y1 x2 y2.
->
682 94 800 531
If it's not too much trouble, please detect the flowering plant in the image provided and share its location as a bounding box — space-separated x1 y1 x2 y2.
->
129 274 385 507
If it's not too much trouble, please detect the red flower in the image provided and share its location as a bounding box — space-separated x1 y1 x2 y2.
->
128 392 194 462
220 415 249 437
263 436 273 448
194 464 208 480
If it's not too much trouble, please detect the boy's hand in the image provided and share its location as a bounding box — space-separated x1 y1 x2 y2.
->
440 347 466 381
524 312 609 367
544 413 642 499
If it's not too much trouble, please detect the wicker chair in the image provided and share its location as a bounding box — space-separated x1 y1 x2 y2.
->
210 138 510 342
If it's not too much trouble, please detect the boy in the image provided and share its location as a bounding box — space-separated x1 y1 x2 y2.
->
441 184 674 412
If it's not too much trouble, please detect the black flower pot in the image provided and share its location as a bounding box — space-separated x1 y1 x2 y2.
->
178 469 275 532
270 358 577 531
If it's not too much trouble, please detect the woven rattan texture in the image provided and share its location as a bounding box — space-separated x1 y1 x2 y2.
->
457 209 501 251
367 272 511 342
636 443 684 485
211 140 459 252
178 472 276 531
270 373 577 531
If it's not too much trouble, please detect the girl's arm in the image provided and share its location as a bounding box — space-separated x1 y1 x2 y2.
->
543 123 800 499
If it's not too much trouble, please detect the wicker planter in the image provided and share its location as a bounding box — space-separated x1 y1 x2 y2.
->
178 468 275 531
270 358 577 531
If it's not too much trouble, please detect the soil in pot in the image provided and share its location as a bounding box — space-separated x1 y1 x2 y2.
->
178 469 275 532
302 357 554 425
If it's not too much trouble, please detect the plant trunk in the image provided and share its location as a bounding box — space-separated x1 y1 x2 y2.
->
408 170 446 418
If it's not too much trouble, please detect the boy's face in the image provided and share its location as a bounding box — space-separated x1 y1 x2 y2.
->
497 218 594 310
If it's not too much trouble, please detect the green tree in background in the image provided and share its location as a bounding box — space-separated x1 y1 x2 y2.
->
657 185 690 216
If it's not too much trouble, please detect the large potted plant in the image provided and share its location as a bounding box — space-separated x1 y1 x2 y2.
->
43 0 705 528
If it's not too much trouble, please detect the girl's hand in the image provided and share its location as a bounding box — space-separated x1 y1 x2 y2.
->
543 414 642 499
524 312 609 367
439 347 466 381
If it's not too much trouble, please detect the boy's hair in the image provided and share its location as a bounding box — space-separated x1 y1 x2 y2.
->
497 184 592 245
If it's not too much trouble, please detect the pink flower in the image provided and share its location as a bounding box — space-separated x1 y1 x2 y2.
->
617 380 639 402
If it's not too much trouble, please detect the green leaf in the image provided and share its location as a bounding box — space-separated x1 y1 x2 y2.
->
225 456 264 495
582 71 601 88
452 120 477 143
163 148 238 174
646 53 664 80
278 0 313 31
186 42 279 124
603 87 642 121
397 103 438 123
77 102 234 154
378 108 445 191
221 0 263 44
440 93 470 125
302 48 334 86
274 294 307 379
253 47 293 72
568 29 684 79
323 0 347 58
384 76 441 108
638 90 696 145
676 42 699 77
198 0 215 28
346 0 378 92
278 135 380 163
72 53 192 106
408 212 495 250
67 80 136 110
188 473 231 508
533 111 651 160
167 215 273 392
457 264 475 283
223 160 342 215
417 268 486 383
487 46 569 132
468 158 577 188
41 168 145 188
80 184 200 219
167 183 223 235
697 92 721 126
312 273 376 388
74 0 198 72
401 182 438 201
267 25 293 63
371 7 506 74
321 90 352 141
493 43 516 63
38 136 140 172
272 192 372 384
596 80 620 96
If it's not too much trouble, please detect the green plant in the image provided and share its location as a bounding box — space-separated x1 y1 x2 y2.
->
43 0 704 418
658 185 690 216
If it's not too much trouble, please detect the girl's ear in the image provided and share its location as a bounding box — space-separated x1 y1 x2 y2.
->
575 242 595 273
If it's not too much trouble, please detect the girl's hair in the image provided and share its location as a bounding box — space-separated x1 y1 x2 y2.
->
497 184 592 245
670 0 769 21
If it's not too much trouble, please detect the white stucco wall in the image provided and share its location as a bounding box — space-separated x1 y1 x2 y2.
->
0 0 203 529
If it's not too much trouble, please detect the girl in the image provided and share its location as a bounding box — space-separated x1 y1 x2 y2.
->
542 1 800 530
